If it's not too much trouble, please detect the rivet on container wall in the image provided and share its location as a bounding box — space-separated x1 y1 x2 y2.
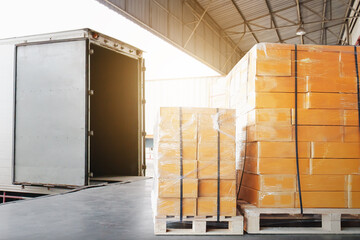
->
129 50 133 53
120 46 124 50
114 43 118 47
104 39 108 43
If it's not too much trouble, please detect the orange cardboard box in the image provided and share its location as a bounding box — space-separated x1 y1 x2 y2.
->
311 142 360 158
244 158 310 175
291 109 343 126
158 178 198 198
299 175 348 191
246 141 310 158
198 141 235 161
242 173 296 192
247 125 293 142
349 175 360 191
157 140 197 161
256 47 292 76
344 110 359 126
198 161 236 179
250 76 307 93
295 192 348 208
239 186 294 208
349 192 360 208
344 127 360 142
197 197 237 216
157 160 197 178
310 159 360 175
156 198 196 216
305 93 358 110
249 92 306 109
247 108 292 126
158 108 197 141
198 179 236 197
297 126 343 142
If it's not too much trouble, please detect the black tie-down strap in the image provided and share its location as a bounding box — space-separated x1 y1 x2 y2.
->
216 108 221 222
354 46 360 127
294 44 303 214
179 107 184 222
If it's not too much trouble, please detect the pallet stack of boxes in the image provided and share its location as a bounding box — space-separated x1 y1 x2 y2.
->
233 43 360 208
153 107 237 217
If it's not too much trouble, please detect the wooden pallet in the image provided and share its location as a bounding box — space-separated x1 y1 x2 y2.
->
238 200 360 234
154 214 244 235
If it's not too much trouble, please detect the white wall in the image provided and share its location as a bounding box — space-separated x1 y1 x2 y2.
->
145 76 223 135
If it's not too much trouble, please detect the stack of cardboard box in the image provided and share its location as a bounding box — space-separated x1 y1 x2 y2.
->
235 43 360 208
154 107 237 216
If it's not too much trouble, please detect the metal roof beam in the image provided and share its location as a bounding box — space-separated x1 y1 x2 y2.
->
265 0 283 43
230 0 259 43
224 16 358 35
184 0 212 48
295 0 304 44
320 0 328 44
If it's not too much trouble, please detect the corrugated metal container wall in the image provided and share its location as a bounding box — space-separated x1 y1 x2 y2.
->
145 76 224 135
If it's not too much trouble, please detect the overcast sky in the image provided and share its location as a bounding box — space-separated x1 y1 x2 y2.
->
0 0 219 80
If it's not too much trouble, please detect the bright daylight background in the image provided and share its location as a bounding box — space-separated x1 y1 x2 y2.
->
0 0 219 80
0 0 222 137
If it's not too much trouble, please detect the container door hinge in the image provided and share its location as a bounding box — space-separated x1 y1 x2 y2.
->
142 164 147 170
142 131 146 137
89 49 95 55
142 67 146 72
88 130 94 136
88 90 94 95
142 99 146 104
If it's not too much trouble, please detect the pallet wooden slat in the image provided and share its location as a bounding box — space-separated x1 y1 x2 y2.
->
154 214 244 235
239 200 360 234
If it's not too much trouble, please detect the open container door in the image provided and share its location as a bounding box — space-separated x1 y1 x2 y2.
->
14 40 88 187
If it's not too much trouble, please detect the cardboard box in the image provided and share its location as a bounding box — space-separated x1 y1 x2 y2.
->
295 192 348 208
239 186 294 208
247 125 293 142
197 197 237 216
198 179 236 197
157 140 197 161
242 173 296 192
299 175 348 191
198 141 235 161
244 158 310 175
349 192 360 208
311 159 360 175
297 126 343 142
247 108 292 126
256 47 292 76
311 142 360 158
198 161 236 179
157 160 197 178
344 127 360 142
158 178 198 198
305 93 358 109
156 198 196 216
246 141 310 158
291 109 343 126
349 175 360 191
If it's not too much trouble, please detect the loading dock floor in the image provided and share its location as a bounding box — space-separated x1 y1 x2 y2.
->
0 179 356 240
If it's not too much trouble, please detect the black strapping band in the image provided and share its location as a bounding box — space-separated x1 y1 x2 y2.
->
354 46 360 127
295 44 303 214
179 107 183 221
217 108 220 222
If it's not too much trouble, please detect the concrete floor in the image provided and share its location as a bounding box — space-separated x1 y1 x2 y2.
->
0 179 357 240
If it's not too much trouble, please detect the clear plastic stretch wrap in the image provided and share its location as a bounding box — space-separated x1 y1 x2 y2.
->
152 107 237 219
230 43 360 209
